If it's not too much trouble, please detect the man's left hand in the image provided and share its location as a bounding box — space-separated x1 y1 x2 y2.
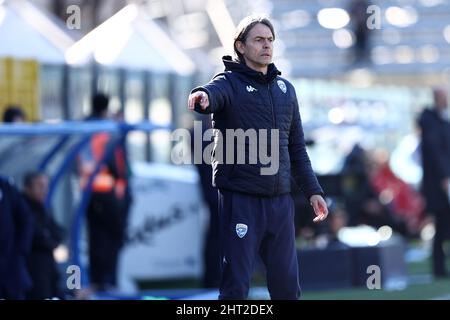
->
309 195 329 223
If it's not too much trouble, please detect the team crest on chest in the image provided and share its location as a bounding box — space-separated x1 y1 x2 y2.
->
277 80 287 93
236 223 248 238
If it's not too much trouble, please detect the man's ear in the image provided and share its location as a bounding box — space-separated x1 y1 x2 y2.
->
235 40 245 54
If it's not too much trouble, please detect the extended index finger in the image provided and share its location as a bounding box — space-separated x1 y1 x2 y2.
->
188 93 197 109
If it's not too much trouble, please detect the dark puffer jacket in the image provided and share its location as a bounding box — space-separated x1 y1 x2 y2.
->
191 56 323 199
0 176 33 299
418 108 450 212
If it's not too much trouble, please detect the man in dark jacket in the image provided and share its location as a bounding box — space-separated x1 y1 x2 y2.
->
187 15 328 300
22 172 64 299
418 87 450 278
0 176 34 299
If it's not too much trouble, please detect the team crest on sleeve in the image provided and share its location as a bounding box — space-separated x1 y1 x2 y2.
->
236 223 248 238
277 80 287 93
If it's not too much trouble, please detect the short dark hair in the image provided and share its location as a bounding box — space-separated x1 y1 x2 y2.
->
92 93 109 117
23 171 45 188
233 15 275 63
3 105 25 123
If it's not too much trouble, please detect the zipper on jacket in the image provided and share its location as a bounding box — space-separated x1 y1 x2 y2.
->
267 83 278 195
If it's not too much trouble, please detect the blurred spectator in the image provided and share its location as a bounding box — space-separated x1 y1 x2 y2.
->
22 172 64 299
0 176 34 299
418 87 450 278
87 93 109 121
80 93 127 292
341 144 371 226
111 110 133 283
325 202 349 249
341 144 409 236
2 105 26 123
348 0 372 64
369 149 425 237
295 198 348 250
190 116 221 288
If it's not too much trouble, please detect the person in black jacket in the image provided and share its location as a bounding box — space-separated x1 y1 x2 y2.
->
348 0 372 64
418 87 450 278
190 117 221 288
187 15 328 300
0 176 34 299
22 172 64 299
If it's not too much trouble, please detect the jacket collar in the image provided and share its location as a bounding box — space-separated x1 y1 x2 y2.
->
222 55 281 84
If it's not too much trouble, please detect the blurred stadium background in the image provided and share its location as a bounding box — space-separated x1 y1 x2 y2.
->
1 0 450 300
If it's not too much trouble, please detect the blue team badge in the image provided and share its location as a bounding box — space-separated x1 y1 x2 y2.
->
277 80 287 93
236 223 248 238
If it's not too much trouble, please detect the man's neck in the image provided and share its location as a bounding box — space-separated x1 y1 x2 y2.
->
244 59 268 75
257 66 268 75
435 105 445 113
